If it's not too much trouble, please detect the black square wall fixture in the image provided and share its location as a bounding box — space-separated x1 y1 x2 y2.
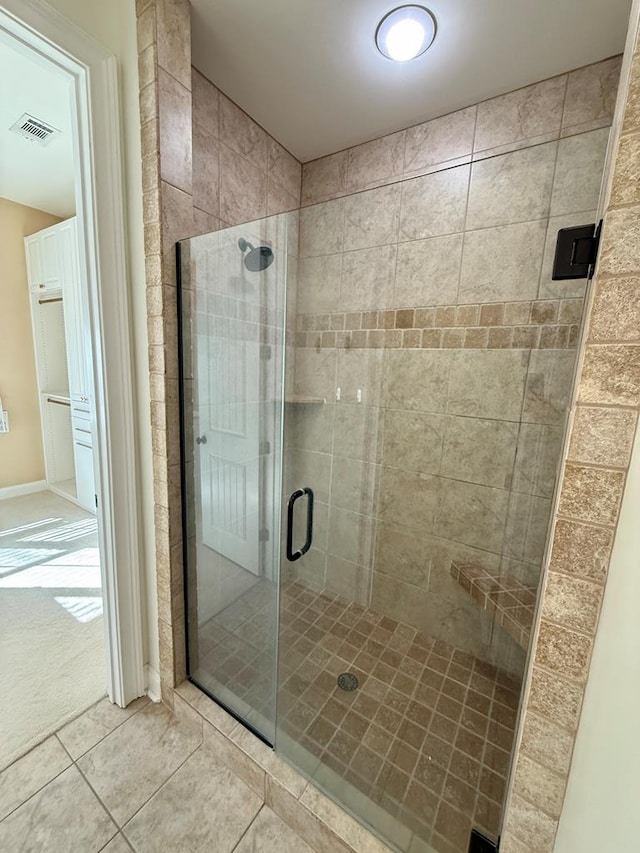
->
552 221 601 280
469 829 499 853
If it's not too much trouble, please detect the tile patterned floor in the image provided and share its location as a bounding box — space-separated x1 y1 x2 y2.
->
196 578 522 853
0 697 314 853
194 579 278 725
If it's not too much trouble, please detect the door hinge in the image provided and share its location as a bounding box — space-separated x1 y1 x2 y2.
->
468 829 499 853
259 440 271 455
260 344 272 360
94 494 98 509
259 528 270 542
552 220 602 281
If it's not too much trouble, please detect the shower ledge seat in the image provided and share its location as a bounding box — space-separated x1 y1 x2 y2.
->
284 395 326 404
450 561 536 651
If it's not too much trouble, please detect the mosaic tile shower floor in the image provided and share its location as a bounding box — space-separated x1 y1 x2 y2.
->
196 579 521 853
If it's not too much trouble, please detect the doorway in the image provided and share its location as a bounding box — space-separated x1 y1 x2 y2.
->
0 23 107 766
0 0 144 767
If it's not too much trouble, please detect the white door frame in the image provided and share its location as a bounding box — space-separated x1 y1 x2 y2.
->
0 0 145 706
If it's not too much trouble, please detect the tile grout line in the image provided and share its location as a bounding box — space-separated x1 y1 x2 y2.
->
453 108 477 309
274 581 516 844
0 754 71 825
57 695 151 762
96 829 135 853
228 803 266 853
0 695 149 824
55 733 126 836
57 703 201 843
302 120 607 210
115 740 205 841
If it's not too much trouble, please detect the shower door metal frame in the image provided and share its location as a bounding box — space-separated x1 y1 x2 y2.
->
176 239 270 742
176 235 286 748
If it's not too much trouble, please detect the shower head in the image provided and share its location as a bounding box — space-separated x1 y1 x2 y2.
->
238 237 274 272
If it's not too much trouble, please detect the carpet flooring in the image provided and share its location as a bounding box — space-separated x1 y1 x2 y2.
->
0 490 105 768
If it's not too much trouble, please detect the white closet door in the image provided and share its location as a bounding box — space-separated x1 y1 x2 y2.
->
25 225 62 293
25 217 96 512
60 218 96 513
41 230 61 289
194 241 260 575
58 218 85 400
74 441 95 510
25 236 43 291
198 330 261 576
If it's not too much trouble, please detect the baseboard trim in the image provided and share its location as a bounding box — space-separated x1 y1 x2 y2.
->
0 480 47 500
145 664 161 702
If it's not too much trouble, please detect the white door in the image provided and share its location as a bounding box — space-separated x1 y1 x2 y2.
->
58 218 85 399
195 245 260 575
74 439 95 510
24 227 62 292
58 218 97 513
24 234 43 291
41 229 61 289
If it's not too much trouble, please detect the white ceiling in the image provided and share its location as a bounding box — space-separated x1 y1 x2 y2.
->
191 0 632 163
0 36 75 217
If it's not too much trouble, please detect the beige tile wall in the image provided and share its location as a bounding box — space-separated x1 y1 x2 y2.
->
291 62 619 673
136 0 301 699
302 58 621 208
187 70 301 669
182 213 297 647
137 0 191 699
191 68 301 232
137 3 636 847
500 31 640 851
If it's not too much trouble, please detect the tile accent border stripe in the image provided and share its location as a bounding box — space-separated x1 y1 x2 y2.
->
294 299 583 350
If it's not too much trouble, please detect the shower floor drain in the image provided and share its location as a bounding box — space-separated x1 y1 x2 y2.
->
337 672 359 692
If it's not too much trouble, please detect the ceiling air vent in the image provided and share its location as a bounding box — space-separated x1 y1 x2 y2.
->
9 113 60 147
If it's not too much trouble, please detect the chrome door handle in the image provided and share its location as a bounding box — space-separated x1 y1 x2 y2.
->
286 487 314 562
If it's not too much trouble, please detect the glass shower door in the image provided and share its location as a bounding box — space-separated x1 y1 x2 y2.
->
178 213 290 743
179 121 607 853
275 128 605 852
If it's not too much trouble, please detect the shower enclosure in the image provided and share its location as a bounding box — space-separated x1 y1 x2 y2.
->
178 129 607 852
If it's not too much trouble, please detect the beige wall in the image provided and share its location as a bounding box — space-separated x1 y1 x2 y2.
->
0 197 60 489
292 60 619 676
191 66 302 231
43 0 156 673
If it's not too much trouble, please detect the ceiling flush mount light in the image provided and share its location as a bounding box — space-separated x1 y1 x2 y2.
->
375 5 437 62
